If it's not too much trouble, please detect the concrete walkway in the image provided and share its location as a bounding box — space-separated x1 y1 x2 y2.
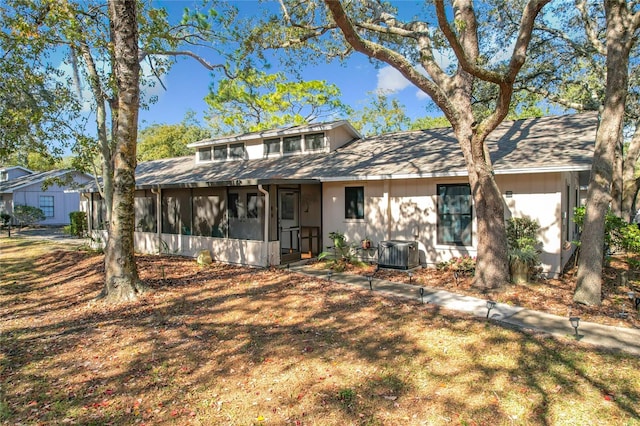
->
292 264 640 356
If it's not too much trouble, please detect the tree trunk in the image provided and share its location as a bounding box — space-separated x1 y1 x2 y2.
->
575 0 631 306
101 0 144 302
621 124 640 221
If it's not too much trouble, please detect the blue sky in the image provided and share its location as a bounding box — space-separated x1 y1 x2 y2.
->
137 1 439 130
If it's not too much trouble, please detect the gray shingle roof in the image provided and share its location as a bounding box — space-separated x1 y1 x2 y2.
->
133 113 597 189
0 169 73 193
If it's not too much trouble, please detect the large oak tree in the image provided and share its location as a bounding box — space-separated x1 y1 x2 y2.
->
247 0 549 288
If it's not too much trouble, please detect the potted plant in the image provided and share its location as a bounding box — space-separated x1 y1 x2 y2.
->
506 217 542 284
361 236 371 249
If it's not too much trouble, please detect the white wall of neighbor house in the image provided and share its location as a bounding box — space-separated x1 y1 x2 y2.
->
323 172 574 277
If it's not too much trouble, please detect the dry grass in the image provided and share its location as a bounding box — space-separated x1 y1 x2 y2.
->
1 236 640 425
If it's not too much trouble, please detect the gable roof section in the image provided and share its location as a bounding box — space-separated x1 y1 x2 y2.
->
187 120 362 148
0 169 86 194
133 113 597 189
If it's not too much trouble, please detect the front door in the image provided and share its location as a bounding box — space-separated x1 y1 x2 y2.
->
279 189 301 263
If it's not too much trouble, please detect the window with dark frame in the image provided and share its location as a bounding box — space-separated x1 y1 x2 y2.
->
198 147 212 161
345 186 364 220
283 136 302 154
306 133 324 151
229 143 245 159
264 138 280 156
39 195 54 218
437 184 472 246
213 145 227 161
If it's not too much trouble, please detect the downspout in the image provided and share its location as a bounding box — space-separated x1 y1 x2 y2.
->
151 186 162 255
258 184 270 267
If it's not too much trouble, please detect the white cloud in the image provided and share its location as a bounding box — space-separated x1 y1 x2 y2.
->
375 66 412 94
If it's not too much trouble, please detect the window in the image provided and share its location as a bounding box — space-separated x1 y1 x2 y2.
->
229 143 245 159
39 195 54 218
0 171 7 182
213 145 227 161
306 133 324 151
198 147 212 162
264 138 280 156
345 187 364 220
437 184 472 245
283 136 302 154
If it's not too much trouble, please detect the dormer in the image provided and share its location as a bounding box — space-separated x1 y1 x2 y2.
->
188 120 361 164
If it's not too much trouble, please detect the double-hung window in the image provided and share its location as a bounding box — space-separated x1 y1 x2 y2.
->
437 184 472 245
283 136 302 154
39 195 54 218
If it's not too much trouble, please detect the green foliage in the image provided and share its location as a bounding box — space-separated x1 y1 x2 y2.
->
68 211 88 238
0 213 11 226
506 217 542 266
574 206 640 255
12 205 45 227
318 230 360 272
409 116 451 130
138 112 210 161
205 70 351 135
350 93 410 136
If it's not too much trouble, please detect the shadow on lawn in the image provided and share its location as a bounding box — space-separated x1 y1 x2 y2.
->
1 246 640 424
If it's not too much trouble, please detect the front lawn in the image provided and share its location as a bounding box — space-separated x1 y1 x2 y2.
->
1 237 639 425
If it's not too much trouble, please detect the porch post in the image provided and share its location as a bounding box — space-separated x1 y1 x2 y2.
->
258 184 270 266
151 186 162 254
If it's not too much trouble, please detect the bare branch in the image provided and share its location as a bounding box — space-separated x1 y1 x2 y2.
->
139 50 236 78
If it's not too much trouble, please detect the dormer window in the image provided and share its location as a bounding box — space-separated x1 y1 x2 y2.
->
197 143 247 163
283 136 302 154
198 148 212 162
229 143 246 159
306 133 325 151
264 138 280 156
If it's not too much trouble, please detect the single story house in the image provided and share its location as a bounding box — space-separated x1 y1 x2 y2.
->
84 112 597 278
0 167 93 226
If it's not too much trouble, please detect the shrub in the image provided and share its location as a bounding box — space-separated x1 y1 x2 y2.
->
68 211 88 237
0 213 10 226
506 217 542 266
12 205 45 227
573 206 640 255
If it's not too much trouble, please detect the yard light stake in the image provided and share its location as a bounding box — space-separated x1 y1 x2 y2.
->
419 287 424 304
408 271 413 284
327 270 333 282
367 275 373 291
486 300 496 319
569 316 580 338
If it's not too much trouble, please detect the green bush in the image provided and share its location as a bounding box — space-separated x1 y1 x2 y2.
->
506 217 542 267
0 213 10 226
12 205 45 227
573 206 640 255
68 211 88 237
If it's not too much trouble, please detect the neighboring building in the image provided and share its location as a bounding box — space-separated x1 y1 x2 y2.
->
0 168 93 226
84 113 597 277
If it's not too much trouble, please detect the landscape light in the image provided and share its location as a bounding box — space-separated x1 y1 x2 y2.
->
419 287 425 304
569 316 580 338
486 300 496 318
327 270 333 281
408 271 413 284
367 275 373 290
